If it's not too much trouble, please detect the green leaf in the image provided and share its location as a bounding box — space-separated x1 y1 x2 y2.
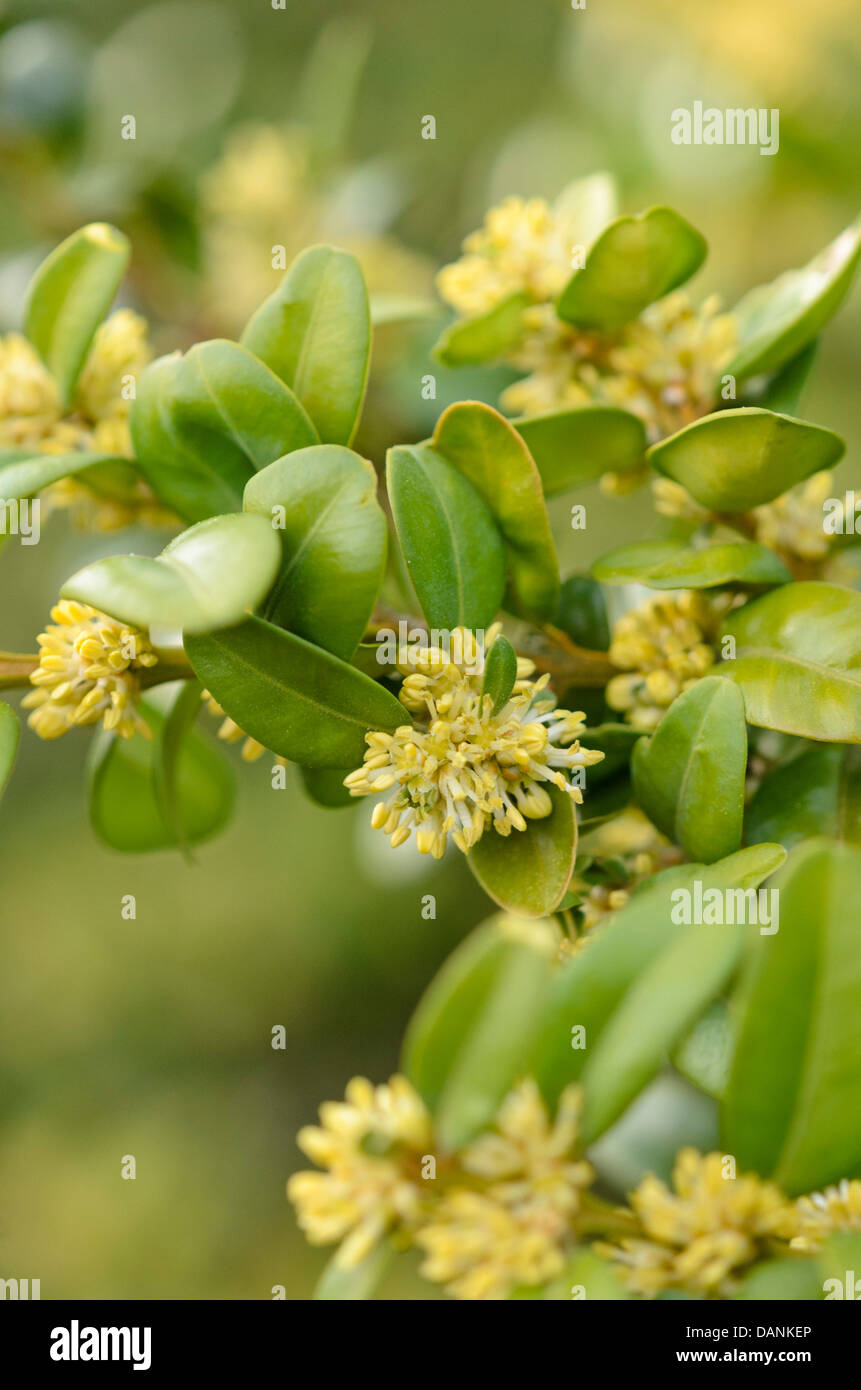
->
243 444 386 660
514 406 646 496
300 765 356 808
468 783 577 917
0 450 134 500
556 206 707 331
131 343 318 523
481 634 517 715
722 839 861 1193
402 914 556 1150
88 696 235 853
721 582 861 743
554 576 610 651
0 702 19 803
746 744 861 850
432 401 559 621
241 244 371 445
313 1240 393 1301
726 218 861 381
153 678 203 857
578 906 746 1142
184 615 404 769
537 1249 632 1301
673 1001 734 1101
386 443 506 630
593 539 791 589
24 222 130 406
62 512 281 635
733 1257 821 1301
529 843 787 1110
433 292 529 366
648 408 845 512
632 676 747 862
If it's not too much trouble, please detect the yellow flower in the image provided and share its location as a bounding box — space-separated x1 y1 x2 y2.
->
201 690 286 765
753 470 835 564
437 197 573 318
501 292 736 443
0 333 68 450
344 625 604 858
22 600 157 741
287 1075 433 1269
416 1082 593 1300
606 592 721 731
598 1149 797 1297
561 807 684 947
791 1179 861 1253
75 308 151 427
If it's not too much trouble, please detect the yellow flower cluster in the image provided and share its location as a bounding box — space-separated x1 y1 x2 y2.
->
606 592 721 730
752 470 836 565
437 194 736 443
436 197 573 318
791 1179 861 1253
201 690 286 766
288 1074 594 1300
0 311 171 532
23 599 157 741
598 1150 798 1297
344 626 604 858
502 292 736 443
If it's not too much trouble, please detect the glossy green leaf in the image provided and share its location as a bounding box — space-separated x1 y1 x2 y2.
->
243 445 386 660
153 678 203 857
131 343 318 523
300 765 356 808
24 222 129 406
0 701 19 803
593 539 791 589
481 633 517 715
468 784 577 917
62 512 281 635
632 677 746 862
579 904 746 1142
529 843 787 1109
727 218 861 381
721 582 861 743
402 914 556 1150
241 244 371 445
184 616 404 769
514 406 646 496
88 697 235 853
556 206 707 330
722 839 861 1193
673 1001 734 1101
433 291 529 367
746 744 861 850
554 575 611 651
313 1241 393 1301
386 443 506 630
0 450 134 500
432 401 559 621
648 408 845 511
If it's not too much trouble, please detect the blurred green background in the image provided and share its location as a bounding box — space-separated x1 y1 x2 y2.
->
1 0 860 1299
